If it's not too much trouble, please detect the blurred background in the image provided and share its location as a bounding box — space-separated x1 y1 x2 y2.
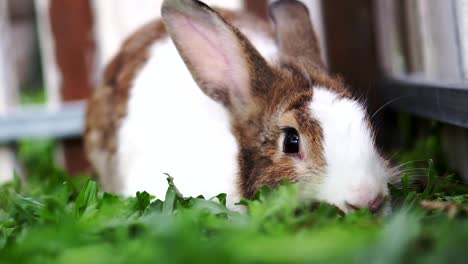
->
0 0 467 185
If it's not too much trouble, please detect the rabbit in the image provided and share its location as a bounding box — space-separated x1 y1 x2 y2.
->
85 0 393 214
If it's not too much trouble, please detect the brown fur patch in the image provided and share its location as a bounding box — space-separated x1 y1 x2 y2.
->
85 21 166 169
232 67 326 198
270 0 352 98
271 0 325 70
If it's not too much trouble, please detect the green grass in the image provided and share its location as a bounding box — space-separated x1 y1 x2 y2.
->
0 137 468 264
19 86 47 105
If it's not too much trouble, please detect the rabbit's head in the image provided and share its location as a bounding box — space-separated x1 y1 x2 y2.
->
162 0 391 214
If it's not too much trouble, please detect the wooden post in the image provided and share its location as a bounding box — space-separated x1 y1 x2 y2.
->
375 0 406 76
0 0 18 184
35 0 61 107
415 0 462 80
47 0 95 174
321 0 381 109
36 0 95 174
459 0 468 80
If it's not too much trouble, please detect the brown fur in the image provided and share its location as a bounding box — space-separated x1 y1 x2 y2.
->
271 0 325 70
85 22 166 156
233 66 327 198
182 1 347 198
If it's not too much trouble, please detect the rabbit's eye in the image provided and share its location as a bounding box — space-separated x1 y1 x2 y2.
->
283 128 300 154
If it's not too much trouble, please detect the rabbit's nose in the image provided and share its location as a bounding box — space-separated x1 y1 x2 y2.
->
368 194 386 213
346 194 386 214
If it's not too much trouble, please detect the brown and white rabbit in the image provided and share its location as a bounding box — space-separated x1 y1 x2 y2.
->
85 0 391 214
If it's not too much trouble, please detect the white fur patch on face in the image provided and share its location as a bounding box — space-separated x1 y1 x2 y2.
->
305 87 389 213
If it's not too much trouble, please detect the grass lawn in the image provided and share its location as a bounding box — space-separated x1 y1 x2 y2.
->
1 133 468 264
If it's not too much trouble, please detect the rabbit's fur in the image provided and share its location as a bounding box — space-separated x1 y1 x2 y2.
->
86 0 391 213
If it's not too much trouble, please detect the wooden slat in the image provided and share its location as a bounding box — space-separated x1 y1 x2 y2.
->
35 0 61 106
0 2 18 113
456 0 468 80
48 0 96 174
0 0 18 184
0 102 85 143
374 0 405 76
402 0 425 73
321 0 380 111
417 0 463 81
49 0 95 102
382 75 468 128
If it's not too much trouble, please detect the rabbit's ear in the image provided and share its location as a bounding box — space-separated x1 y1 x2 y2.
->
162 0 273 110
270 0 326 70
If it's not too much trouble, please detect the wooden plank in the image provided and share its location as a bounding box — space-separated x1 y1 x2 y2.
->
403 0 425 73
418 0 463 81
34 0 61 107
321 0 380 111
456 0 468 80
49 0 95 102
375 0 405 76
47 0 96 174
0 102 85 143
367 0 463 81
0 0 18 184
35 0 96 174
0 2 18 113
382 76 468 128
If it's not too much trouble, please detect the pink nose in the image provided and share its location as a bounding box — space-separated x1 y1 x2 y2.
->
346 194 386 213
368 195 386 213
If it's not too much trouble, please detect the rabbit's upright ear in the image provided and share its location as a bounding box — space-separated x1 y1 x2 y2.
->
270 0 326 70
162 0 273 110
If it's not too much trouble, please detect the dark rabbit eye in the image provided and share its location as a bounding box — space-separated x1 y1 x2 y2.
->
283 128 300 154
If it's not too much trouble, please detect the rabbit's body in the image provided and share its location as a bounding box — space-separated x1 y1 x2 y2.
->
119 25 279 202
86 11 277 203
86 0 394 213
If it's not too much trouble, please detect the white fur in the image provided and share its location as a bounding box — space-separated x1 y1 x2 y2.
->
306 87 389 213
118 30 277 205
